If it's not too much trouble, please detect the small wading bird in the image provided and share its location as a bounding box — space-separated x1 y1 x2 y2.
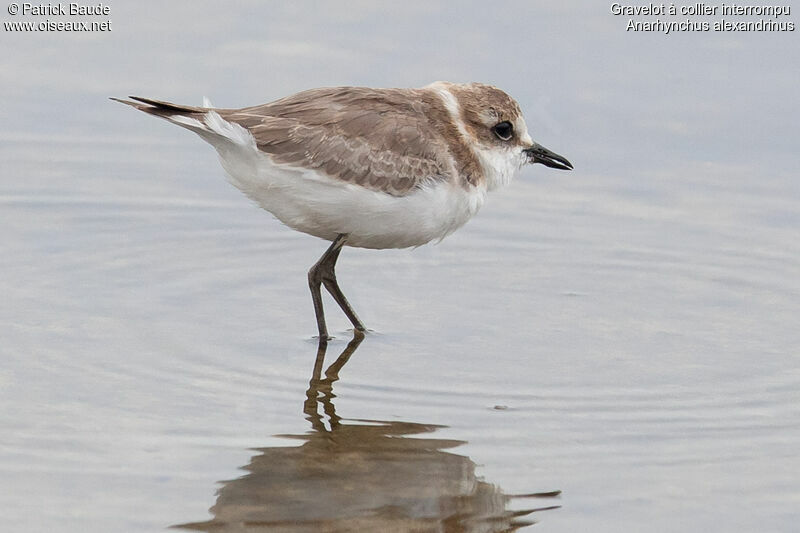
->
113 82 572 340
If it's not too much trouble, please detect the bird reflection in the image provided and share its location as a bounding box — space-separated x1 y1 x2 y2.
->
174 332 560 532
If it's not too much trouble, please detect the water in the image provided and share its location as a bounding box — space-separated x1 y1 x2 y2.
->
2 2 799 531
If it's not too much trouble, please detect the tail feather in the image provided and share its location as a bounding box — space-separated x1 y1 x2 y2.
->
111 95 256 150
110 96 207 119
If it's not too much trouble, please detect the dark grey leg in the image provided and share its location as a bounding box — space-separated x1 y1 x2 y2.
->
308 234 366 340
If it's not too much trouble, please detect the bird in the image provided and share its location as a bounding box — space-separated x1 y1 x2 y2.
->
112 82 573 341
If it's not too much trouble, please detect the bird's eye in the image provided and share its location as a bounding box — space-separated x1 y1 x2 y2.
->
492 121 514 141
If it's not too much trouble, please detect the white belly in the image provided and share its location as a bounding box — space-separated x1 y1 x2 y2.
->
213 140 486 249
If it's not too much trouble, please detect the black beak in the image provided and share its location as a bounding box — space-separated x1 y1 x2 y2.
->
524 143 573 171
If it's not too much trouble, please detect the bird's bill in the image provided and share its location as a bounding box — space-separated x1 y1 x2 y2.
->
524 143 573 170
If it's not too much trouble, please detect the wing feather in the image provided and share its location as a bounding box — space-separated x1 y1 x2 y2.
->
220 87 453 196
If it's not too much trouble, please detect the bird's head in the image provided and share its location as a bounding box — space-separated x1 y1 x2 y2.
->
431 82 573 190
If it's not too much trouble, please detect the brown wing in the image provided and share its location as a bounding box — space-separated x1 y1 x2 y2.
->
220 87 454 196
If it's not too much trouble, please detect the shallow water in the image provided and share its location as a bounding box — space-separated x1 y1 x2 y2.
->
2 2 799 532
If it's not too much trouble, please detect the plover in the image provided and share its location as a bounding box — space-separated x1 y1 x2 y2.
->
113 82 572 340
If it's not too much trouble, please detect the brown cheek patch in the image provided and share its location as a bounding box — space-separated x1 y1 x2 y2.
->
449 83 523 147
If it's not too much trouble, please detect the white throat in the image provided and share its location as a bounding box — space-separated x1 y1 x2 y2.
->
473 145 524 191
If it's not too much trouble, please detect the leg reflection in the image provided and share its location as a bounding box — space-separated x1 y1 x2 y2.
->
305 329 365 432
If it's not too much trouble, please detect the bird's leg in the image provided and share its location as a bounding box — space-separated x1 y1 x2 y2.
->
308 233 366 340
308 241 336 341
320 246 366 334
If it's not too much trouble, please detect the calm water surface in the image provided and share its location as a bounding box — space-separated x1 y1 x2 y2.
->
2 2 799 532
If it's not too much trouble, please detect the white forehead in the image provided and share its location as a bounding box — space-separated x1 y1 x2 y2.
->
516 116 533 146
